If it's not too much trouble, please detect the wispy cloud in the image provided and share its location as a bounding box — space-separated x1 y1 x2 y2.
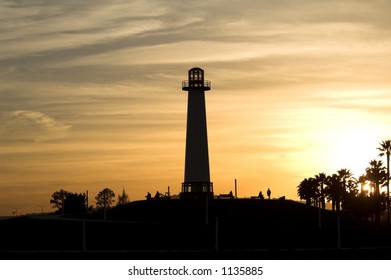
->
0 110 71 142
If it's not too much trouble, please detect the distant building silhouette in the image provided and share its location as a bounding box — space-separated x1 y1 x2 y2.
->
180 68 213 199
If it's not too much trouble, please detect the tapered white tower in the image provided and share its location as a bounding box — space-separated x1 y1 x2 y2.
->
181 67 213 199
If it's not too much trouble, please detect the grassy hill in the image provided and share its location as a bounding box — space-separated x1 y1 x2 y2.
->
1 199 391 259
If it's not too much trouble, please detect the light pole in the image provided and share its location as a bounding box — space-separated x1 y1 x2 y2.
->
103 189 107 221
235 179 237 199
61 190 65 215
38 205 45 214
378 140 391 225
12 208 20 216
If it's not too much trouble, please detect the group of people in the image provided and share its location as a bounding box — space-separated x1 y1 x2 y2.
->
258 188 271 200
145 191 170 200
145 191 163 200
146 188 272 200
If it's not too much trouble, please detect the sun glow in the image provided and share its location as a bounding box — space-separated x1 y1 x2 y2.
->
313 105 384 177
359 181 372 195
331 130 379 176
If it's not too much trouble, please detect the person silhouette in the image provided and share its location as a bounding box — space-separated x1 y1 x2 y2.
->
267 188 271 199
146 192 151 200
258 191 264 200
154 191 161 200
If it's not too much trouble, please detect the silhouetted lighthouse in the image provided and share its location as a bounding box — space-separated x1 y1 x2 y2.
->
181 67 213 199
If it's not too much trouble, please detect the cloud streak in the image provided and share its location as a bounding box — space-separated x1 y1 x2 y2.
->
0 110 71 142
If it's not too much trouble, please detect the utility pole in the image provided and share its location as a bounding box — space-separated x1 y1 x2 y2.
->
387 151 390 226
12 208 20 216
38 205 45 214
62 190 65 215
103 189 107 221
318 204 322 228
82 220 87 251
205 197 209 225
215 217 219 251
86 190 89 212
337 215 341 249
235 179 237 199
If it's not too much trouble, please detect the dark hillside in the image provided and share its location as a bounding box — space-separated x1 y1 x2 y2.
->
1 199 391 259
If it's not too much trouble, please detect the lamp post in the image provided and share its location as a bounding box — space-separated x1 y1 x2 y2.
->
38 205 45 214
12 208 20 216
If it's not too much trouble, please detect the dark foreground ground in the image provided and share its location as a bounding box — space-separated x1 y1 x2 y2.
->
1 199 391 259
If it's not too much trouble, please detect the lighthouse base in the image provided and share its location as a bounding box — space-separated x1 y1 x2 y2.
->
180 182 214 199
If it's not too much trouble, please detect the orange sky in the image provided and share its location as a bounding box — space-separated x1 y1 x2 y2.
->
1 0 391 216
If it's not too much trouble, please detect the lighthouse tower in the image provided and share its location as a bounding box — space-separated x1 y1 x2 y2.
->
181 67 213 199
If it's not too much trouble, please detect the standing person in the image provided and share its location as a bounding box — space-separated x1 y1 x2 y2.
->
267 188 271 199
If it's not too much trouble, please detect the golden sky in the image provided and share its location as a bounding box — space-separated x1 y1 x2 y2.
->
1 0 391 216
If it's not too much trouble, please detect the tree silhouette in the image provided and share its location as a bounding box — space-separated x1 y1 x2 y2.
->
297 177 318 206
63 193 87 214
378 139 391 225
117 188 129 206
325 174 344 213
296 142 391 223
50 189 87 214
50 189 72 211
337 168 354 192
356 175 368 196
335 169 357 210
95 188 115 209
366 160 386 197
349 195 381 221
315 173 327 209
366 160 387 223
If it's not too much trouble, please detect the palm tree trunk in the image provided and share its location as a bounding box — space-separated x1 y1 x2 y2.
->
336 199 340 213
387 154 390 225
375 182 380 224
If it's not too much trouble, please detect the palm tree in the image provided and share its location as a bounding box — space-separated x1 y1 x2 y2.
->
378 139 391 225
337 168 353 191
356 174 368 197
315 173 327 209
366 160 386 197
297 177 318 206
366 160 387 223
337 169 355 211
325 174 344 213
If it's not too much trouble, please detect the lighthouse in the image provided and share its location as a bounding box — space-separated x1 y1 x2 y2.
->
181 67 213 199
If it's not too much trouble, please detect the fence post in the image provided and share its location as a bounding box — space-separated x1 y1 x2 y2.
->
337 215 341 249
82 220 86 251
215 217 219 251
